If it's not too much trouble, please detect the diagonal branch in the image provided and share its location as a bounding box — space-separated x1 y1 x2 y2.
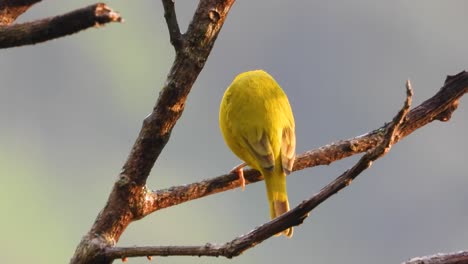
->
67 0 466 262
104 79 414 260
139 72 468 216
70 1 236 263
0 3 122 49
0 0 42 25
403 250 468 264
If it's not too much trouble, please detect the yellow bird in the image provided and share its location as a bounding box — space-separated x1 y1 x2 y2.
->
219 70 296 237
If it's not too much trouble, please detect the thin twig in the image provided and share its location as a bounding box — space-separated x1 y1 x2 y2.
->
403 250 468 264
138 73 467 217
162 0 182 50
0 0 42 25
104 80 415 260
0 3 122 49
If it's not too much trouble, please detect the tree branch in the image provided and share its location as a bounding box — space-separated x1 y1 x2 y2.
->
403 250 468 264
70 1 236 263
162 0 182 50
0 3 122 49
66 0 467 262
102 80 415 260
0 0 41 25
138 72 468 216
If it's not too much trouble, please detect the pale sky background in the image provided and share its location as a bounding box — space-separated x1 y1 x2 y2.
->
0 1 467 264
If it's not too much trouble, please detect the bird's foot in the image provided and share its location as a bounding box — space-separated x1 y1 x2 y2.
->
230 163 247 191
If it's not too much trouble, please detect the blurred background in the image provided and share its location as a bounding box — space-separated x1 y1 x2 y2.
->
1 1 467 263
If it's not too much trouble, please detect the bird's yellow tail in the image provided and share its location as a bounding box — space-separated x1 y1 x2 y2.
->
265 171 293 238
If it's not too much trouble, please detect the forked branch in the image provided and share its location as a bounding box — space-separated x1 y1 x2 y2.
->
63 0 467 262
138 72 468 216
70 1 236 263
104 81 415 260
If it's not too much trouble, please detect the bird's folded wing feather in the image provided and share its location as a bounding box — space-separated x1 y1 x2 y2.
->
281 126 296 175
241 129 275 171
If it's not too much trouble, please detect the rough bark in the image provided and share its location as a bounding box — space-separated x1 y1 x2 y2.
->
70 0 236 263
0 3 122 49
0 0 41 25
403 251 468 264
137 73 468 215
0 1 466 263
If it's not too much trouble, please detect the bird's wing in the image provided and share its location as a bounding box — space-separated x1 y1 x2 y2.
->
281 126 296 175
242 129 275 171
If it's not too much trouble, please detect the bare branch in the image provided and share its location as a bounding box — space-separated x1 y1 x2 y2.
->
101 74 464 261
403 250 468 264
103 80 415 260
106 244 226 259
64 0 466 261
162 0 182 50
70 1 236 263
0 3 122 49
138 72 466 216
0 0 41 25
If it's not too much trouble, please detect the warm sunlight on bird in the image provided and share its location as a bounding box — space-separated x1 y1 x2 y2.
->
219 70 296 237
